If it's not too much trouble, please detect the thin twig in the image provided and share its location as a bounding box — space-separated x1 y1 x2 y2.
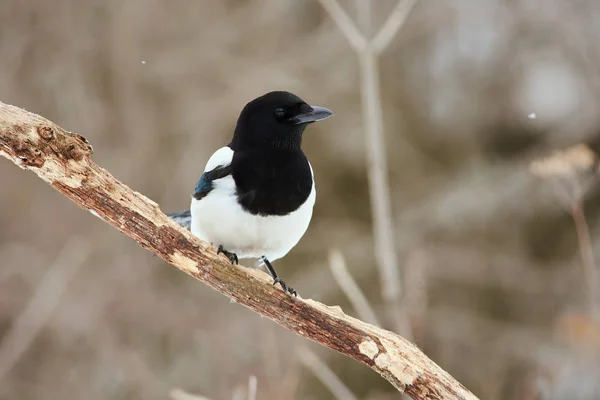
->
355 0 372 39
319 0 416 337
0 237 90 380
329 249 380 326
372 0 420 54
297 347 359 400
358 48 411 336
316 0 366 51
549 177 600 318
569 204 600 318
247 375 257 400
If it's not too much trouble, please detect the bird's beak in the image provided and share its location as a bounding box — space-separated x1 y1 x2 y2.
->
291 105 334 125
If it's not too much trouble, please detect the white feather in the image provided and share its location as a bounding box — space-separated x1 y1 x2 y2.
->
190 147 315 261
204 146 234 171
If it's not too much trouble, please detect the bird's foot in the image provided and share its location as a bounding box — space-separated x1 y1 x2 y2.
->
273 277 297 297
217 245 238 265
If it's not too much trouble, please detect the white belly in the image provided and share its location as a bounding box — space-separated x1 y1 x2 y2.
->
190 175 315 261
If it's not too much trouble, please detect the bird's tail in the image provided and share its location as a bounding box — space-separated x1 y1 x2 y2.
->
167 209 192 230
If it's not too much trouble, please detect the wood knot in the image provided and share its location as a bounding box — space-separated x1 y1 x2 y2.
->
74 133 93 153
37 126 55 141
65 143 86 161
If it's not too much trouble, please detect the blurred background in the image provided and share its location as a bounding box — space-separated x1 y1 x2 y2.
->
2 0 600 399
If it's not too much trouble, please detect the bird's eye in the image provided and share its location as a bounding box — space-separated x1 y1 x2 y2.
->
274 108 286 119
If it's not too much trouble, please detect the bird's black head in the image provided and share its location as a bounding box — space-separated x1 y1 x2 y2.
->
229 91 333 151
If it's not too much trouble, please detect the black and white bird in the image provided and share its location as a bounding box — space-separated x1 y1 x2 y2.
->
168 91 333 295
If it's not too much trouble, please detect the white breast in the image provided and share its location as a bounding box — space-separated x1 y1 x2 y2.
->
190 147 316 261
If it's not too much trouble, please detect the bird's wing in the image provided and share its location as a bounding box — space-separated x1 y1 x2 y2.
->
167 209 192 230
193 146 234 200
203 146 234 171
166 147 234 230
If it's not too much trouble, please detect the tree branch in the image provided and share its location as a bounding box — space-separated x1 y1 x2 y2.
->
0 102 479 400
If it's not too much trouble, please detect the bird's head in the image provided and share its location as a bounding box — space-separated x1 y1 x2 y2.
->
230 91 333 151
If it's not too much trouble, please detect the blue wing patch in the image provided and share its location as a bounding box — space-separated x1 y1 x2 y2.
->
194 173 212 197
193 165 232 200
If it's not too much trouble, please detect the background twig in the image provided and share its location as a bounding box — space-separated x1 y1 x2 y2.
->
329 249 380 326
297 347 359 400
247 375 257 400
0 237 90 380
569 204 599 318
372 0 419 53
318 0 416 338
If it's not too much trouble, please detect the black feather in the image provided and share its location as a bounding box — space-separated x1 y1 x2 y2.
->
193 164 232 200
166 209 192 230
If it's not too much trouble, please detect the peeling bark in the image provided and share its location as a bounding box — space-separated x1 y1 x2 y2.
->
0 102 479 400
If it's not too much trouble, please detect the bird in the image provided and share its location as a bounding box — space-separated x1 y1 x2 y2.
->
167 91 333 296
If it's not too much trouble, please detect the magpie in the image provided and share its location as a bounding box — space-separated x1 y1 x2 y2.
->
167 91 333 296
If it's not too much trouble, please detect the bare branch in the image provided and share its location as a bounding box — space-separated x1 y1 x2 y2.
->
0 237 90 380
329 249 380 326
372 0 420 54
247 375 257 400
569 204 600 318
358 51 412 337
316 0 367 52
319 0 416 337
355 0 373 39
297 347 359 400
0 102 479 400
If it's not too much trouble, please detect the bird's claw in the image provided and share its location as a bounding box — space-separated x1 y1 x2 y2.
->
217 245 238 265
273 277 297 297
